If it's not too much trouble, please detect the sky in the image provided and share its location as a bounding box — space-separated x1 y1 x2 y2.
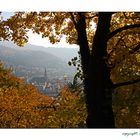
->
0 0 139 47
1 12 78 48
27 31 78 48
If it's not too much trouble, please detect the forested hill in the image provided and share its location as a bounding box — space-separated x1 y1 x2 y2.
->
0 43 65 68
0 41 79 63
0 41 78 75
0 41 79 80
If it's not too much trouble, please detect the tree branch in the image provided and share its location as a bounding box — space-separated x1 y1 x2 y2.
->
85 13 99 19
76 13 90 79
113 78 140 89
129 43 140 54
108 24 140 40
69 12 77 29
123 12 128 19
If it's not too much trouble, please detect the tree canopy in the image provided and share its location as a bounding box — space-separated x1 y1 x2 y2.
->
1 12 140 82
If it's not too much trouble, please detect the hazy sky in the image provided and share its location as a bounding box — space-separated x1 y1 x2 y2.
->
1 12 78 48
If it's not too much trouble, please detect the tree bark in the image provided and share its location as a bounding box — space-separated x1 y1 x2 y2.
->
75 12 115 128
86 12 115 128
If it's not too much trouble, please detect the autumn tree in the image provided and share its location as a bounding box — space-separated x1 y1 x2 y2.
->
107 13 140 127
0 12 140 128
0 63 54 128
47 86 87 128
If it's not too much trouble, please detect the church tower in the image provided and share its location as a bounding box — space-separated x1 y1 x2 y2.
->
44 67 47 78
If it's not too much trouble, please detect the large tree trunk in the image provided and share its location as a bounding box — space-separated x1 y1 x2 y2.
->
86 12 115 128
76 12 115 128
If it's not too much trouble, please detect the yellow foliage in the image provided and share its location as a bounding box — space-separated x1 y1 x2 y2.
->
47 86 87 128
0 64 54 128
0 64 87 128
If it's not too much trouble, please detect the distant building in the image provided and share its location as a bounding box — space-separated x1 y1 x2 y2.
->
28 68 59 97
29 76 48 85
29 68 48 85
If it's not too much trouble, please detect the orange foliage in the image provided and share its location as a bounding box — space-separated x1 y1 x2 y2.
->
0 64 54 128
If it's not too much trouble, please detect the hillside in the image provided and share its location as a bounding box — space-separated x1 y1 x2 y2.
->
0 44 65 68
0 41 77 79
0 41 79 62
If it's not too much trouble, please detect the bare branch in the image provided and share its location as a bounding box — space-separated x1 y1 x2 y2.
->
108 24 140 41
113 78 140 89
